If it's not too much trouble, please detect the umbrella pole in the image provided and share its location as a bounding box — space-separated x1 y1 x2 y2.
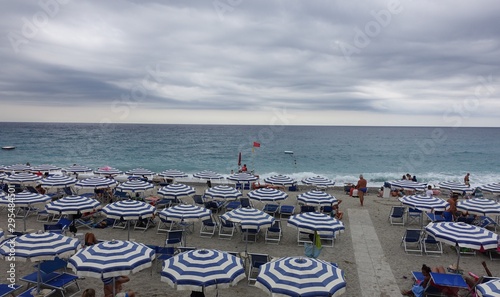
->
455 244 461 272
127 221 130 241
36 262 41 294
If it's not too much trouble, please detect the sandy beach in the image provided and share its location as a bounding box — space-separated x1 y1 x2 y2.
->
1 184 499 297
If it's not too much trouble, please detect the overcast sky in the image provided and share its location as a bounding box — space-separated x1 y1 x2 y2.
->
1 0 499 126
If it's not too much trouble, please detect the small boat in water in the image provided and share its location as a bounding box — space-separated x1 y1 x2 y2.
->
1 146 16 150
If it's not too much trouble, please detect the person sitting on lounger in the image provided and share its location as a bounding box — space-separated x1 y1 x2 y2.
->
402 265 459 297
103 276 130 297
84 232 98 246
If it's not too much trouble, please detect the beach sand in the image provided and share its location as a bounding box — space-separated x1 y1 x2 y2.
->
1 185 498 297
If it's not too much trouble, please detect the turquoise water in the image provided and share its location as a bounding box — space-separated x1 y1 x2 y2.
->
1 122 499 187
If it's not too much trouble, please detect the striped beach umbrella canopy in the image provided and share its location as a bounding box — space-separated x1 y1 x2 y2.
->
389 180 426 192
4 164 32 172
116 180 154 193
75 177 118 190
62 165 93 174
256 257 347 297
457 198 500 216
102 200 156 240
297 190 338 207
0 191 51 231
31 164 62 173
264 175 296 186
94 166 122 176
45 195 100 215
125 168 155 176
221 208 274 230
227 172 259 183
288 212 345 236
158 169 188 179
247 188 288 203
4 172 41 185
193 170 224 180
0 172 7 182
205 185 242 201
161 249 246 292
68 240 155 278
399 195 449 212
158 204 211 223
476 279 500 297
158 184 196 199
40 175 77 189
0 229 4 242
301 176 336 187
439 181 474 194
479 182 500 194
425 222 499 270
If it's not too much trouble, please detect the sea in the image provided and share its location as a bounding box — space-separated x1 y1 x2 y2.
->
1 122 499 187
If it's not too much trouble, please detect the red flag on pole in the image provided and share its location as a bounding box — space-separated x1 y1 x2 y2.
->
253 142 261 148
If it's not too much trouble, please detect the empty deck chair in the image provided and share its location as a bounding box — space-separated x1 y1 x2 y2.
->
200 216 218 238
157 217 176 234
401 229 422 255
265 220 282 244
407 208 422 226
218 216 235 239
247 253 270 284
422 233 443 256
389 206 406 225
278 205 295 219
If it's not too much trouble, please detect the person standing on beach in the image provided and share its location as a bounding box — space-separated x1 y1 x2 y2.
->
356 174 367 206
464 173 470 186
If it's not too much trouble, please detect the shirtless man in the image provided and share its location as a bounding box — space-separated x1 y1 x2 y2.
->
446 194 459 220
356 174 368 206
464 173 470 186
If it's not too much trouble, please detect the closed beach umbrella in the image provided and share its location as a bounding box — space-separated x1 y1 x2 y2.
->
4 172 41 185
0 191 51 231
398 195 449 212
255 257 347 297
159 169 188 179
301 176 336 187
45 195 100 215
40 175 77 189
116 180 154 194
125 168 155 176
161 249 245 293
457 198 500 216
247 188 289 203
439 181 474 194
205 185 242 201
389 180 426 192
62 165 93 174
75 177 118 190
264 175 296 186
31 164 61 173
288 212 345 236
102 200 156 240
425 222 499 270
480 183 500 194
94 166 122 176
158 184 195 200
476 279 500 297
193 170 224 180
298 190 338 207
4 164 32 172
0 232 80 294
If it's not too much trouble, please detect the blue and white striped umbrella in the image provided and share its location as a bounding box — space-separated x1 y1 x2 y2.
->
205 185 242 201
480 183 500 194
264 175 296 186
227 172 259 183
158 204 211 223
0 172 7 182
31 164 61 173
438 181 474 194
125 168 155 176
193 170 224 180
476 279 500 297
389 180 426 192
301 176 336 187
4 164 32 172
62 165 93 174
0 229 4 242
68 240 155 278
94 166 122 176
0 191 51 207
0 232 80 262
398 195 449 212
45 195 100 215
161 249 246 292
221 208 274 230
457 198 500 216
256 257 347 297
116 180 154 193
40 175 77 189
297 190 338 206
288 212 345 236
102 200 156 220
158 184 196 199
4 172 41 185
75 177 118 190
247 188 288 203
158 169 188 179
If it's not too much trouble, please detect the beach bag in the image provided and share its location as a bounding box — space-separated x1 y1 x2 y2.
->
411 284 424 297
304 243 322 258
